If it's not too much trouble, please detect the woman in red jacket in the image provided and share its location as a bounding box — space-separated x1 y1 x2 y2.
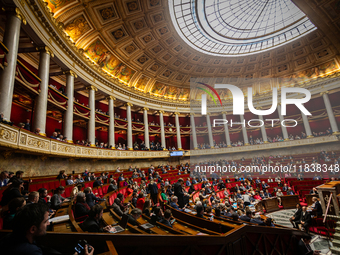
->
136 192 145 210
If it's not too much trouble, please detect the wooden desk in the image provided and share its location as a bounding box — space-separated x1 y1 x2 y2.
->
51 208 73 232
261 198 279 213
305 194 318 205
281 195 300 209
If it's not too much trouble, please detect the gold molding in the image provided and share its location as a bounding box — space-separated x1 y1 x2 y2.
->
86 85 98 91
36 46 54 57
107 95 116 101
63 70 78 78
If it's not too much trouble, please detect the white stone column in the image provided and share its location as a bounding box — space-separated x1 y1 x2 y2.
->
126 103 133 150
277 105 289 140
108 96 116 149
33 47 54 136
240 115 249 145
159 110 166 149
301 111 313 138
190 113 198 149
258 115 268 143
222 112 231 147
87 86 97 147
322 92 339 134
175 112 182 150
0 9 26 119
143 107 150 150
63 70 76 143
206 113 214 148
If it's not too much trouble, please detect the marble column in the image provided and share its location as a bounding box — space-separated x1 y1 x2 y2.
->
322 92 339 134
301 111 313 138
143 107 150 150
175 112 182 150
87 86 97 147
240 115 249 145
63 70 76 143
277 105 289 140
33 47 54 136
222 112 232 147
108 96 116 149
126 103 133 150
258 115 268 143
206 113 214 148
0 9 26 119
159 110 166 149
190 113 198 149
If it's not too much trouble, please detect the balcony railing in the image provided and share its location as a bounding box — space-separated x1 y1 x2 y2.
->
0 123 338 159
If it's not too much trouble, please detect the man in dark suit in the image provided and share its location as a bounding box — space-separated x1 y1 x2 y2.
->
148 180 158 205
84 187 105 208
290 204 302 228
174 178 185 208
93 177 103 188
81 204 113 233
196 205 205 219
312 197 323 217
239 210 252 222
298 206 312 231
24 118 31 131
298 236 318 255
159 209 173 228
170 196 183 211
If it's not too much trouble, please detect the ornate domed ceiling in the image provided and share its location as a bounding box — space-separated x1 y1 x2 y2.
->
169 0 316 56
41 0 340 103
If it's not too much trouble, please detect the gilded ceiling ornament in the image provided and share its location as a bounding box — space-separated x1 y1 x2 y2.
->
64 15 90 41
100 7 115 20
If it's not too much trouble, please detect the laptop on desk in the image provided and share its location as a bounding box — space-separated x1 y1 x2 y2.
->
110 214 129 234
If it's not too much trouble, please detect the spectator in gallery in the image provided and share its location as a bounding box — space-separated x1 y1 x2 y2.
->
107 179 118 193
74 192 90 219
84 187 105 208
34 128 41 135
50 132 58 139
0 171 10 187
24 118 31 131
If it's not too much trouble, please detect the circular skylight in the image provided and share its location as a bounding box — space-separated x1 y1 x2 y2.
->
169 0 316 56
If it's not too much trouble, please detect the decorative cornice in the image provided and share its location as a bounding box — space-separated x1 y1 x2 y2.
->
86 85 98 91
106 95 116 101
36 46 54 57
2 7 27 25
63 70 77 78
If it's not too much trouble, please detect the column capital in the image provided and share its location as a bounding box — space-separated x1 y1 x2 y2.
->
320 91 329 96
142 107 149 111
221 111 227 114
2 7 27 25
36 46 54 58
86 85 98 91
125 102 133 107
159 110 165 114
63 70 78 78
190 112 195 116
106 95 116 101
206 112 211 116
174 112 180 115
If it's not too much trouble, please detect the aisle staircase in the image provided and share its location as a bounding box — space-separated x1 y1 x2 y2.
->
266 210 332 254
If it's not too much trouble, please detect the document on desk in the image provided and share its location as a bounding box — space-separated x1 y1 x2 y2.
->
49 215 70 223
